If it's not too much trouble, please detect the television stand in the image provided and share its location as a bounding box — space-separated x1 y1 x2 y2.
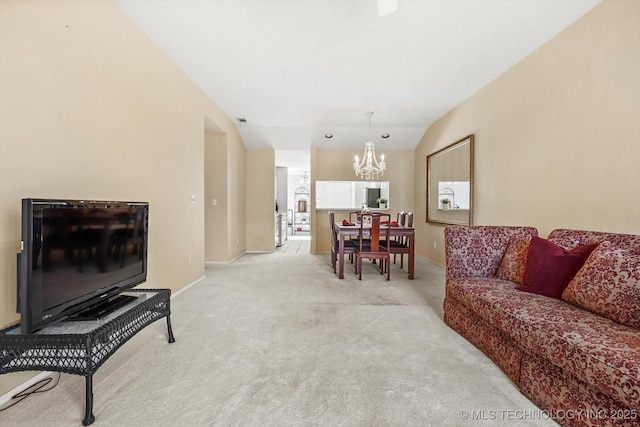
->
68 294 139 321
0 289 175 426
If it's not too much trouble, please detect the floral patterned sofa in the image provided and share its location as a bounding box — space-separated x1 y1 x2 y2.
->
443 226 640 427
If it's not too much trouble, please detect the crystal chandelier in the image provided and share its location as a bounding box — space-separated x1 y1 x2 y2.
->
300 171 310 185
353 112 386 180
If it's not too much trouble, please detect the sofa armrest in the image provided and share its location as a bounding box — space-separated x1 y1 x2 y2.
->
445 225 538 279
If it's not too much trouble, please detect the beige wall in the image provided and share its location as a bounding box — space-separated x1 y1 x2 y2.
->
0 0 246 392
415 0 640 266
205 130 247 262
245 148 276 252
226 127 247 260
205 132 229 262
313 148 415 253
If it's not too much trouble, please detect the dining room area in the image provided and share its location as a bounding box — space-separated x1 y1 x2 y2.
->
328 209 415 282
309 168 415 280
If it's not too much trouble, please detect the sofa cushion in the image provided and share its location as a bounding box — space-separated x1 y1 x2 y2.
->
563 241 640 329
549 229 640 255
520 353 636 425
443 297 523 384
517 237 598 299
447 277 640 410
445 225 538 279
495 234 531 284
513 298 640 412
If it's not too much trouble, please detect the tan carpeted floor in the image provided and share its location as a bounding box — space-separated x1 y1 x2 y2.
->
1 252 558 426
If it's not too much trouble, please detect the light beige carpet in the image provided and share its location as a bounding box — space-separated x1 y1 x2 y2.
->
1 253 558 426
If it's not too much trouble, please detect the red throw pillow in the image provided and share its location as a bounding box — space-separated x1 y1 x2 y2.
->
517 236 599 299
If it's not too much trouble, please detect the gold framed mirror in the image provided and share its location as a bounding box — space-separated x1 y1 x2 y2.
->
426 134 474 225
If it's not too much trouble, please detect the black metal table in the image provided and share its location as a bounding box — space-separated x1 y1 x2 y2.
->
0 288 175 425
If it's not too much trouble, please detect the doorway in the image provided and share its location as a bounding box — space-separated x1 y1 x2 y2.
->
276 235 311 254
275 150 311 253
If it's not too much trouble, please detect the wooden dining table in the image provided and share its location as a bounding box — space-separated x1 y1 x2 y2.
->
334 222 415 280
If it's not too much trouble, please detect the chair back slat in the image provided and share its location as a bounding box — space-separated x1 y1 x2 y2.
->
406 212 414 228
369 214 381 251
329 211 336 247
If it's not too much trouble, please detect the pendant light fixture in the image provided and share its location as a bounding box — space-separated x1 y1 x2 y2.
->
353 112 386 180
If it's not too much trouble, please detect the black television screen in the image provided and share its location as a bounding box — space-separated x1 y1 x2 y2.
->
17 199 149 334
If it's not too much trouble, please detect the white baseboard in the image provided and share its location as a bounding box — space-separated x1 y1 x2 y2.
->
171 275 206 298
0 371 53 406
205 251 246 266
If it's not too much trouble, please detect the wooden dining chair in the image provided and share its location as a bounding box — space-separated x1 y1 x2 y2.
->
392 211 406 264
355 213 391 280
329 211 356 274
389 211 413 269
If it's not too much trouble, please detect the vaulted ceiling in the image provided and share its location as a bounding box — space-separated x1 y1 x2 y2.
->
116 0 600 155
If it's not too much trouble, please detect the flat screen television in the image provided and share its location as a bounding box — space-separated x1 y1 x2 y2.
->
17 199 149 334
